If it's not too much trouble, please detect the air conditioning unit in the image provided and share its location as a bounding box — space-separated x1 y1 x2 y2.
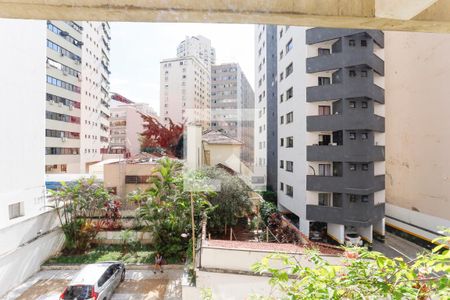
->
69 105 74 110
61 137 66 142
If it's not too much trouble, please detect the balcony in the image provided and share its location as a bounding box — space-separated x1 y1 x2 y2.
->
306 28 384 48
306 203 385 227
307 114 384 132
306 51 384 75
306 81 384 103
307 145 385 162
307 174 385 194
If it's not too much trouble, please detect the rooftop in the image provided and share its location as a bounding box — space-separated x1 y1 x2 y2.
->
202 130 243 145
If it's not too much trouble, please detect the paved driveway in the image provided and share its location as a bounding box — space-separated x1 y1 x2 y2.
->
4 268 182 300
373 232 428 260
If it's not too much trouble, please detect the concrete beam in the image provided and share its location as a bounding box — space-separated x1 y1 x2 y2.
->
0 0 450 33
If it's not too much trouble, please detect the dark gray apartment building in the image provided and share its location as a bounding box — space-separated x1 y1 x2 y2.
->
277 26 386 244
211 63 254 168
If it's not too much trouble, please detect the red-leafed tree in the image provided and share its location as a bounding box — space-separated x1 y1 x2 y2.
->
140 115 184 157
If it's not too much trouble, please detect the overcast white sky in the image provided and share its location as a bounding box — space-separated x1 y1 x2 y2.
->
110 22 255 115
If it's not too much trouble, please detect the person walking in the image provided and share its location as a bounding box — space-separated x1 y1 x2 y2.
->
154 252 163 274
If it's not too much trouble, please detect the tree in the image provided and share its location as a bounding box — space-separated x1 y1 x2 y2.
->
140 115 184 158
252 231 450 300
49 177 111 253
131 158 212 259
199 167 252 234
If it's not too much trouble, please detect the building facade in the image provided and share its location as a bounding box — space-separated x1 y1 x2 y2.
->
80 21 112 172
253 24 278 192
177 35 216 70
384 31 450 245
45 20 111 173
160 36 214 128
211 63 254 167
109 101 155 157
45 20 83 173
160 56 210 127
0 19 47 229
277 26 386 244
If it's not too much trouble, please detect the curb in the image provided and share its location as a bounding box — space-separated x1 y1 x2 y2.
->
42 264 185 270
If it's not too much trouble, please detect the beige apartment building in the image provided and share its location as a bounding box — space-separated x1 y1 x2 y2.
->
384 31 450 244
160 36 215 128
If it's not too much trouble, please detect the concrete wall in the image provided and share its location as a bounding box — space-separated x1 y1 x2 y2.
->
203 143 242 174
0 19 47 230
0 210 64 297
200 245 342 272
385 31 450 229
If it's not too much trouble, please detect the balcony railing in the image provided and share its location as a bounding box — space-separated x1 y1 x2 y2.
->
307 174 385 194
306 81 384 103
307 144 385 162
307 113 384 132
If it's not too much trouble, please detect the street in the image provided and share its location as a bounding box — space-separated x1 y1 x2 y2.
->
373 232 428 260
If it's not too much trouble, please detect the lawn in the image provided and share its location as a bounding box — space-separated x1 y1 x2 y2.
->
46 245 179 265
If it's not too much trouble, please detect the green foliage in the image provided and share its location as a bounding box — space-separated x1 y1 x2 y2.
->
252 230 450 299
199 167 252 233
131 157 213 260
46 245 181 264
49 177 111 253
259 190 277 203
119 229 141 254
259 200 277 224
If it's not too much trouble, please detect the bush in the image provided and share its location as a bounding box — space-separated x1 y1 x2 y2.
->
260 200 277 224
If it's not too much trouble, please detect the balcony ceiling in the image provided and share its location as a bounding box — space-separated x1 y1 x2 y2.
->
0 0 450 33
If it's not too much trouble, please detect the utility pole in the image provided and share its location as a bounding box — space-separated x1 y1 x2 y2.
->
190 191 196 268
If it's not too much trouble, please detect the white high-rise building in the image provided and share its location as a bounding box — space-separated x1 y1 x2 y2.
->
45 21 111 173
80 21 111 172
160 36 214 128
177 35 216 69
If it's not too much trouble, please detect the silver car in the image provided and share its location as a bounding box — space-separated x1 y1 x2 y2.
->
59 262 125 300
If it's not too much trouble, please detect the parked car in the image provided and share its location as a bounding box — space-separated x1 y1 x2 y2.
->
59 262 125 300
310 230 322 241
345 233 363 246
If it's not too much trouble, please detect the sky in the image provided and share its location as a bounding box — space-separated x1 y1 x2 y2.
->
110 22 255 115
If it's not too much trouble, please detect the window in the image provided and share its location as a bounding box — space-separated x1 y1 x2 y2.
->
361 132 368 140
286 136 294 148
319 164 331 176
280 182 284 191
280 160 284 169
349 164 356 171
318 48 331 56
361 40 367 47
318 106 331 115
349 70 356 77
361 195 369 202
125 175 151 184
286 87 293 100
280 116 284 124
362 101 368 108
349 39 356 47
8 202 24 219
286 39 293 53
286 185 293 197
279 72 284 81
361 70 368 77
362 164 369 171
349 195 357 202
349 101 356 108
280 138 284 147
286 112 294 123
318 193 330 206
280 94 284 102
318 77 331 86
279 50 283 59
286 161 294 172
286 63 293 77
349 132 356 140
279 28 283 38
